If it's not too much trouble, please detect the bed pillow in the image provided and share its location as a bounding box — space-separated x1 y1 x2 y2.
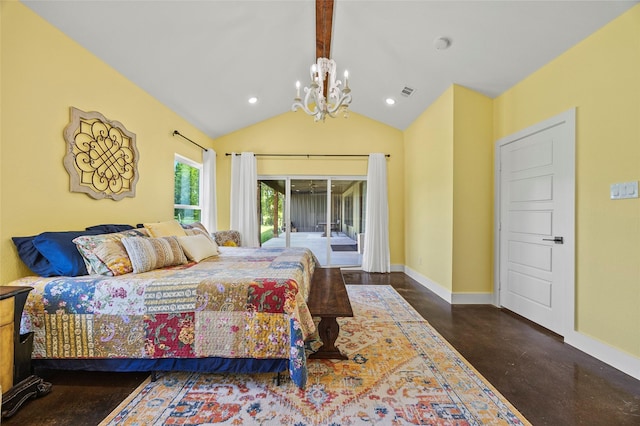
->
177 234 219 262
26 230 104 276
143 220 187 238
213 230 241 247
184 226 217 244
85 224 134 233
121 236 188 274
73 229 149 276
12 236 58 277
182 222 220 246
181 221 210 234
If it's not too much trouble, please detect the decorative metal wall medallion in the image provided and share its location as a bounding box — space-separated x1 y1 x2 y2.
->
63 107 139 200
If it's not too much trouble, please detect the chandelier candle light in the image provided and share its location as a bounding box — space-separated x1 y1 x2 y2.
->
292 57 352 121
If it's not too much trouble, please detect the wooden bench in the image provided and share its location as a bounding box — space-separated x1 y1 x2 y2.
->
306 268 353 360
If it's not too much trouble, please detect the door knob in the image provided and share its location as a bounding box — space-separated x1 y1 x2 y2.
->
542 236 564 244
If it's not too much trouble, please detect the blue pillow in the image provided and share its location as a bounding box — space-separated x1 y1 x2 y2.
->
85 224 134 233
11 236 55 277
32 231 108 276
13 230 106 277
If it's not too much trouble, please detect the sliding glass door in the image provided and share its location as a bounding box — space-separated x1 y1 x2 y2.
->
259 176 366 267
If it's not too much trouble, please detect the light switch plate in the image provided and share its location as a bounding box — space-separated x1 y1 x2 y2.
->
610 183 621 199
611 181 638 199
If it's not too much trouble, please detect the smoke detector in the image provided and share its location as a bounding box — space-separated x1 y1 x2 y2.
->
434 36 451 50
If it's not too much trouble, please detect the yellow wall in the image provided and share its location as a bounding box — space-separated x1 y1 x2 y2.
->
452 86 494 294
403 85 493 295
213 110 405 266
0 1 212 283
0 3 4 286
494 5 640 357
404 87 454 290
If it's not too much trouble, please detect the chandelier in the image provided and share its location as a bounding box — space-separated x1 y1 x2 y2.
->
292 57 352 121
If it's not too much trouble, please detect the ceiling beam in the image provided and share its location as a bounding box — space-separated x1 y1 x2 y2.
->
315 0 334 60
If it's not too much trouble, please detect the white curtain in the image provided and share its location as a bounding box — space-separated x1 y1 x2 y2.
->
230 152 259 247
362 153 391 273
201 149 217 233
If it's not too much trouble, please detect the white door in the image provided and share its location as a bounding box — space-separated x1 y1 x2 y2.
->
497 110 575 336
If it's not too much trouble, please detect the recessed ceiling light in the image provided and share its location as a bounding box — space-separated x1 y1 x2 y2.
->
248 97 258 104
385 98 396 105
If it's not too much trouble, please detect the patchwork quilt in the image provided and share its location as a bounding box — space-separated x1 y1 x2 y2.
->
14 246 317 387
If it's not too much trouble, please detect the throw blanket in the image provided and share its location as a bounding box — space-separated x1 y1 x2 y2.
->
14 247 317 387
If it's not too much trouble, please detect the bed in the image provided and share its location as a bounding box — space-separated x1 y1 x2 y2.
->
9 225 318 388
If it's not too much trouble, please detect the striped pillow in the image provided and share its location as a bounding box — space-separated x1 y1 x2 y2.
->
121 236 188 274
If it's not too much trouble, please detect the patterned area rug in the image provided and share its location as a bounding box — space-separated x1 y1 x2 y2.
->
100 285 530 425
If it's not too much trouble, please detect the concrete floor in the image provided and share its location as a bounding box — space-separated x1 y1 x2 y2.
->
262 231 362 267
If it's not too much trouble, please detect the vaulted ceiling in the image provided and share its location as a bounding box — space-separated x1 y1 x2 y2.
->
22 0 639 139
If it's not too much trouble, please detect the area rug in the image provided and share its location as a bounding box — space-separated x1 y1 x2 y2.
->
100 285 530 425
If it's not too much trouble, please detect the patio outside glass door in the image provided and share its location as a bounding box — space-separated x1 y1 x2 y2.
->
258 177 365 267
258 180 285 245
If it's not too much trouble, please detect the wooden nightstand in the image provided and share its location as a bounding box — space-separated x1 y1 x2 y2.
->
0 286 51 419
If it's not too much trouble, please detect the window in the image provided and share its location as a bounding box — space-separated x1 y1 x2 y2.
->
174 154 202 224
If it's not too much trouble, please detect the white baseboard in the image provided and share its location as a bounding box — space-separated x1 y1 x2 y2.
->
565 330 640 381
390 264 404 272
404 266 492 304
451 292 493 304
340 264 405 272
404 266 452 303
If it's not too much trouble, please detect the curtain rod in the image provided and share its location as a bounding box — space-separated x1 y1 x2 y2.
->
173 130 207 151
225 153 390 158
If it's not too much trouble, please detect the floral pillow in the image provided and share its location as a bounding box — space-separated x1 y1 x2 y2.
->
73 229 148 276
213 230 241 247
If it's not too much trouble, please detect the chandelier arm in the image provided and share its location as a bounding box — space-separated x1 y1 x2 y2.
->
326 93 352 115
328 80 343 102
292 101 312 115
304 86 319 115
292 86 322 115
292 97 310 114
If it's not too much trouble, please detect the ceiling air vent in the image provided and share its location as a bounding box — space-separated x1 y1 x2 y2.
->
401 86 415 97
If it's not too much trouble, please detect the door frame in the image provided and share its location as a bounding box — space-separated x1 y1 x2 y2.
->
493 108 576 337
